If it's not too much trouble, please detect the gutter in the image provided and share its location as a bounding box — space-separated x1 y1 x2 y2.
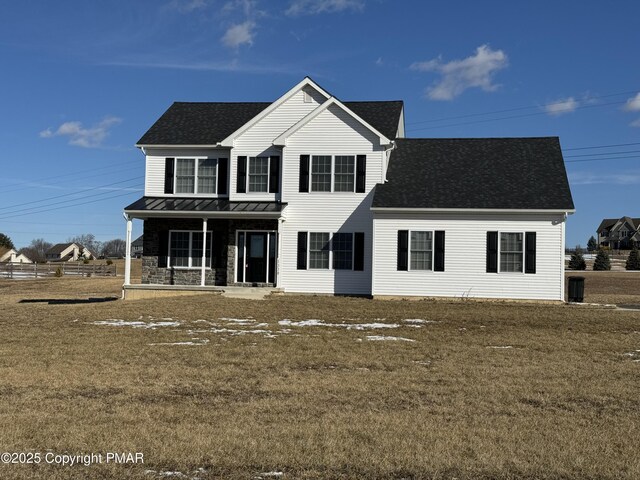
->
370 207 576 214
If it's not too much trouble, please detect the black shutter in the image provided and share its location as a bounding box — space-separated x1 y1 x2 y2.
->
237 156 247 193
299 155 309 192
164 158 174 194
525 232 537 274
397 230 408 271
297 232 308 270
217 158 228 195
354 232 365 271
356 155 366 193
434 231 445 272
158 230 169 268
269 156 280 193
486 231 498 273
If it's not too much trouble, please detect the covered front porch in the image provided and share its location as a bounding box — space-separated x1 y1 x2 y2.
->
122 197 287 298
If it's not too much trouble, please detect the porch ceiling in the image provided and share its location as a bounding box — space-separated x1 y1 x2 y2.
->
124 196 287 219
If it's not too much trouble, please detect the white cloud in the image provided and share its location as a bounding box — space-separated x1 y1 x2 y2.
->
623 92 640 112
285 0 364 16
375 57 383 66
39 117 122 148
543 97 579 116
570 170 640 185
410 45 508 101
221 21 255 49
631 118 640 128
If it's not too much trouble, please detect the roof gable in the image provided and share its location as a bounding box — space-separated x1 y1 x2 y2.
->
274 97 392 146
372 137 575 211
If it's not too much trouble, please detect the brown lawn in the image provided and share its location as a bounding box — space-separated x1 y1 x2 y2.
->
0 274 639 479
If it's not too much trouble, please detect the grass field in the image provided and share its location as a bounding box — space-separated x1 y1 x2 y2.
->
0 274 639 479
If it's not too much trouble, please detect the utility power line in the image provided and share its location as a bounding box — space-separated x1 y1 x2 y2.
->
563 142 640 151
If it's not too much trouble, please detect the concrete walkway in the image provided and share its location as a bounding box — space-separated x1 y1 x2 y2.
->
221 287 279 300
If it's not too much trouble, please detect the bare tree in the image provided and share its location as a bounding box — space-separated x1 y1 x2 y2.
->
101 239 126 258
67 234 102 257
19 238 52 263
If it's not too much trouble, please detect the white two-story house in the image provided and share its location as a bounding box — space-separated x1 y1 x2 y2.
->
123 77 575 301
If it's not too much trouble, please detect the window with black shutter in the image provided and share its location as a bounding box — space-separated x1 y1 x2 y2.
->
297 232 308 269
397 230 408 271
237 156 247 193
356 155 366 193
434 231 445 272
299 155 309 192
486 231 498 273
164 158 175 194
525 232 536 274
217 158 228 195
269 156 280 193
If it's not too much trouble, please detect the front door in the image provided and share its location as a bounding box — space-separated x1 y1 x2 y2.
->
246 233 267 283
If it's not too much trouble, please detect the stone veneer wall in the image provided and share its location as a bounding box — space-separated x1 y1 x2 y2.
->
142 217 278 286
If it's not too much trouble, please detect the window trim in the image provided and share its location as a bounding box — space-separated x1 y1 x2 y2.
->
168 230 213 269
498 231 525 274
308 154 359 193
173 157 219 196
304 232 361 271
246 156 270 193
407 230 434 272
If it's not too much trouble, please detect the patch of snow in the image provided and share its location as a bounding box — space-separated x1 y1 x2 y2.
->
93 319 180 329
149 339 210 346
220 317 255 324
487 345 513 349
366 335 416 342
403 319 437 324
279 319 399 330
413 360 431 365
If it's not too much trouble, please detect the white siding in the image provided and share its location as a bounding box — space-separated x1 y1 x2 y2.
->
230 86 326 202
144 147 231 197
278 103 386 295
372 212 566 301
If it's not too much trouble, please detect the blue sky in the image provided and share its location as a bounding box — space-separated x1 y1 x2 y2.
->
1 0 639 249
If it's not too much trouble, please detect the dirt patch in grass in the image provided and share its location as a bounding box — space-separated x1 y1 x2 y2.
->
0 277 639 479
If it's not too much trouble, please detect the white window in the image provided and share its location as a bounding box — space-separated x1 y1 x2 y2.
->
500 232 523 272
175 158 217 195
309 232 330 269
334 156 355 192
248 157 269 192
169 231 212 268
410 231 433 270
311 156 332 192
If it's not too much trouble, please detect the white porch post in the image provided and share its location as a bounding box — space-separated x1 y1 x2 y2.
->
124 214 133 286
201 218 208 286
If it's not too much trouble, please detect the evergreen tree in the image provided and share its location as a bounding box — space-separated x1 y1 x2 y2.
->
0 233 14 250
587 236 598 252
626 246 640 270
593 248 611 271
568 246 587 270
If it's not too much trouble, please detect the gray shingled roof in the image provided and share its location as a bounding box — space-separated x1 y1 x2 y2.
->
372 137 575 210
137 100 403 145
597 217 640 232
46 243 75 255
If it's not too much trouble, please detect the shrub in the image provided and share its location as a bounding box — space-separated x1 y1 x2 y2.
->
568 246 587 270
106 259 113 266
54 267 63 278
587 236 598 252
626 246 640 270
593 249 611 271
82 258 90 265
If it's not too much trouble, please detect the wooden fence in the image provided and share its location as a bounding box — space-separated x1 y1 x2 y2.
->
0 262 117 279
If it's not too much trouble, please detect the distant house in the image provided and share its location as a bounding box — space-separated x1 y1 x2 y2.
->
45 243 95 262
597 216 640 249
0 247 33 263
131 235 143 258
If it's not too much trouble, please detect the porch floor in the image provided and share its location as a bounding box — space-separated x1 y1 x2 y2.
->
122 284 282 300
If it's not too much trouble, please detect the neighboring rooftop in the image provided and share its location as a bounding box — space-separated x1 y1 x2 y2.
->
597 217 640 232
137 100 403 145
46 243 76 255
372 137 575 211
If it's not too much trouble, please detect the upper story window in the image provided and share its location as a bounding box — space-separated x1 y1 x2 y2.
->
601 230 608 237
248 157 269 192
304 155 363 193
175 158 218 195
311 156 332 192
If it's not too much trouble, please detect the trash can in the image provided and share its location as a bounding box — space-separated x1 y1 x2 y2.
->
568 276 585 303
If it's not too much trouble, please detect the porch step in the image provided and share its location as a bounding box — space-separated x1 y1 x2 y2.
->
221 286 282 300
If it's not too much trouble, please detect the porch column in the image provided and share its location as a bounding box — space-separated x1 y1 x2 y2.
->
201 218 208 286
124 214 132 286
